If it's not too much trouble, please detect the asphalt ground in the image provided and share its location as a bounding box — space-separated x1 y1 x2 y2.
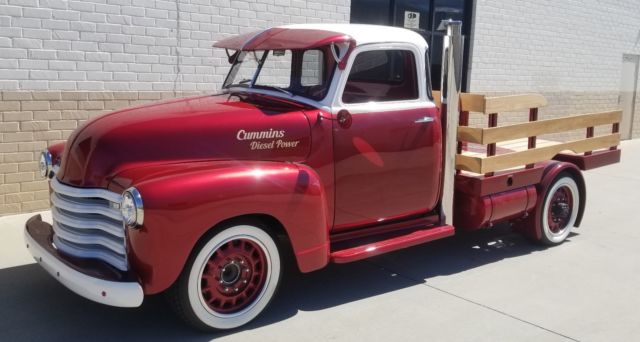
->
1 139 638 342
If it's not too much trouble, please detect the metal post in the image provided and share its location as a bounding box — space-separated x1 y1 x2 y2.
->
526 108 538 168
456 110 469 175
438 19 463 226
485 113 498 177
610 123 620 151
585 126 594 156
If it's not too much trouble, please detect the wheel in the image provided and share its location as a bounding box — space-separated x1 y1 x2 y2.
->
539 174 580 245
168 224 281 331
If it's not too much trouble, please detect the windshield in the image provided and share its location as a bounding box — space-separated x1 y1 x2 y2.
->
222 47 336 101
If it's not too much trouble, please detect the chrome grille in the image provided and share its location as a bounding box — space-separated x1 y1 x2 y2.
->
50 178 128 271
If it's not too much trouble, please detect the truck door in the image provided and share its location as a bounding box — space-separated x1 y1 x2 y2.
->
332 46 442 231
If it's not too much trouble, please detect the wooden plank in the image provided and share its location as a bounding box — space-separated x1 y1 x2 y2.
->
432 93 546 114
458 110 622 144
456 134 620 174
457 125 483 144
460 93 486 113
431 91 484 113
432 90 441 108
484 94 547 114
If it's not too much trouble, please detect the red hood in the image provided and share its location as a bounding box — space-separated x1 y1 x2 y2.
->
57 94 313 188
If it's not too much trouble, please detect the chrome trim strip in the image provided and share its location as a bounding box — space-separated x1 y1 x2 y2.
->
25 226 143 308
50 192 122 221
52 208 124 238
51 178 122 203
53 235 128 271
415 116 435 123
52 221 126 255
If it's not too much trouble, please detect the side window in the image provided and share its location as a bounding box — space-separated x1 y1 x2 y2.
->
342 49 419 104
301 50 324 87
425 50 433 100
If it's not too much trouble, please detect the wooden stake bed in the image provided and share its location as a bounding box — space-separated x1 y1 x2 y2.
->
433 91 622 174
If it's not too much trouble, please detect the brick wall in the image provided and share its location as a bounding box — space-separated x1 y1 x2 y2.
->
469 0 640 140
0 90 203 214
0 0 350 91
0 0 350 215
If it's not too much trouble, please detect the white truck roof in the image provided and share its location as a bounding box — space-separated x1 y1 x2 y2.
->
214 24 429 51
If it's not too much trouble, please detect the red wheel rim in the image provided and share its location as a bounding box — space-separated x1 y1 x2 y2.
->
547 186 574 233
200 238 268 314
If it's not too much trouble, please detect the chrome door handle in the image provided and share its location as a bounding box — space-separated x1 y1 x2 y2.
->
414 116 434 124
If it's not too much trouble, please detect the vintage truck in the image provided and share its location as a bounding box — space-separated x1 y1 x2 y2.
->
25 22 622 331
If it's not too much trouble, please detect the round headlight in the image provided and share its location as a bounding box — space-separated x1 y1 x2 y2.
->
39 150 53 178
121 188 144 228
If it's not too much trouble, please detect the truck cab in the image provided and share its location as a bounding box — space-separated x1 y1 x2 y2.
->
216 25 443 231
26 23 619 332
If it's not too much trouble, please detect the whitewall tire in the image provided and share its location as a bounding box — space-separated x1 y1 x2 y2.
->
540 175 580 245
168 224 281 331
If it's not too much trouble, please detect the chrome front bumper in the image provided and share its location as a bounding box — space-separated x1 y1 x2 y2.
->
24 215 143 308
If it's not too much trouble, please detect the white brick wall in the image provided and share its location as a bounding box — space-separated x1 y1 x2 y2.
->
0 0 351 92
470 0 640 93
469 0 640 139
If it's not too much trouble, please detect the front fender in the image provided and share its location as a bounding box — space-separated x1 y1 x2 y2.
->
48 142 65 165
110 161 330 294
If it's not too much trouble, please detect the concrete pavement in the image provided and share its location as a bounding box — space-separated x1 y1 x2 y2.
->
1 140 638 341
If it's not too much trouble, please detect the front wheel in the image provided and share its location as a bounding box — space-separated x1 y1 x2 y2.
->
168 224 281 331
539 174 580 245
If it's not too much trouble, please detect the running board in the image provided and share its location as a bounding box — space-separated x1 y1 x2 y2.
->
330 225 455 264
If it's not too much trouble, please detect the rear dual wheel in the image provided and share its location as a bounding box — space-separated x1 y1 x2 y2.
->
168 224 281 331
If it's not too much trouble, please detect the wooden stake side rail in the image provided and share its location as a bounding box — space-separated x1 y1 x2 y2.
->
432 91 547 114
456 134 621 174
431 90 622 175
458 110 622 145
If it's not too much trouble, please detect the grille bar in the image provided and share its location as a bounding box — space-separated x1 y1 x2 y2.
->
50 178 121 202
50 178 128 271
52 221 126 255
52 207 124 239
53 235 129 271
50 192 122 221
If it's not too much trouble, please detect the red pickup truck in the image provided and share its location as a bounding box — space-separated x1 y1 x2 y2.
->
25 22 621 331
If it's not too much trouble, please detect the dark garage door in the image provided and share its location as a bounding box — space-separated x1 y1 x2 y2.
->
351 0 473 91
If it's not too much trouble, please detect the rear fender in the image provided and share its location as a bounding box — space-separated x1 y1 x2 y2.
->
111 161 330 294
